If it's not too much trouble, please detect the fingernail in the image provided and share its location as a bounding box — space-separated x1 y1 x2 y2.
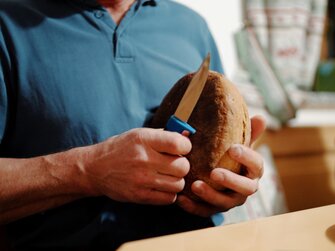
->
212 168 225 182
229 144 242 159
193 181 203 195
181 130 190 137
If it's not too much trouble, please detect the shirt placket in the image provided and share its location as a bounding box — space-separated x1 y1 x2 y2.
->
92 1 145 63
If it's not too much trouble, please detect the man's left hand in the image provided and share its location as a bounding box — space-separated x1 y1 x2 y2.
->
176 115 266 217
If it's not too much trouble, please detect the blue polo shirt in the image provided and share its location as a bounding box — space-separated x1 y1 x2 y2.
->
0 0 224 249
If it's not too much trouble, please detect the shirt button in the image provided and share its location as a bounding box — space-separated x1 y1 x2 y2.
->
94 10 104 18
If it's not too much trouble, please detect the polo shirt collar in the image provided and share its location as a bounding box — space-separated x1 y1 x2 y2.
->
72 0 158 8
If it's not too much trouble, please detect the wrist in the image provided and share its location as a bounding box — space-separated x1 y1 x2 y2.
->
41 145 100 197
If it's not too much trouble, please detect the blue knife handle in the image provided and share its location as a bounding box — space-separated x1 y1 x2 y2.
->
165 115 196 135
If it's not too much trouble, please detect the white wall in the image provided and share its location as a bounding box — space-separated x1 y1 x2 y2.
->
174 0 243 78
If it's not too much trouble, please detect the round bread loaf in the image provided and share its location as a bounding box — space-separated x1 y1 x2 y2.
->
149 71 251 200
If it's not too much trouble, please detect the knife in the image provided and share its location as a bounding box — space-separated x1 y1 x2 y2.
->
165 53 210 135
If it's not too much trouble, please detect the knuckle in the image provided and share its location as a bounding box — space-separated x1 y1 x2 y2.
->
246 180 259 195
133 149 150 165
177 157 190 176
210 168 225 183
192 181 207 198
175 178 185 192
168 134 181 149
165 194 177 204
155 177 185 193
170 134 191 154
154 192 176 205
133 169 151 186
130 128 147 145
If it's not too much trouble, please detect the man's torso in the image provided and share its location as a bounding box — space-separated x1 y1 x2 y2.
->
0 0 223 248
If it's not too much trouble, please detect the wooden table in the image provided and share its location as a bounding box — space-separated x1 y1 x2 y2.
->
117 204 335 251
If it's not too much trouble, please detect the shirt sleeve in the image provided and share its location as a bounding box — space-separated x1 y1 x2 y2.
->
0 32 9 144
0 74 8 144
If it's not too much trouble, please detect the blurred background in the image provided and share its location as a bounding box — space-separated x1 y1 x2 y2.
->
176 0 335 225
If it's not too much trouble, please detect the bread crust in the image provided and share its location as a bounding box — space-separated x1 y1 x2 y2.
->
149 71 251 200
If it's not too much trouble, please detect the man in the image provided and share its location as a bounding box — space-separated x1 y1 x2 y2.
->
0 0 265 249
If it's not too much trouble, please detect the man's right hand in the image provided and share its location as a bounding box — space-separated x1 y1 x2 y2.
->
80 128 191 205
0 128 191 224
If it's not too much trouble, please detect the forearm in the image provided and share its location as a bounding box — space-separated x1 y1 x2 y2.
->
0 147 96 225
0 194 80 225
0 128 193 224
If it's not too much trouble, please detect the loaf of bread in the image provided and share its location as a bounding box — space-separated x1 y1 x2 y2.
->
149 71 251 200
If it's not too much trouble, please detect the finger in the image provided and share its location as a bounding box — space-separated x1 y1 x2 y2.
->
176 195 220 217
191 180 247 210
136 189 177 205
152 174 185 193
250 115 266 144
144 129 192 155
132 161 186 193
153 153 190 178
228 144 264 179
210 168 258 196
181 130 190 137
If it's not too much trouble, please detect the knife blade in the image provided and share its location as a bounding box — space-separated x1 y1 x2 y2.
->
165 53 210 134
